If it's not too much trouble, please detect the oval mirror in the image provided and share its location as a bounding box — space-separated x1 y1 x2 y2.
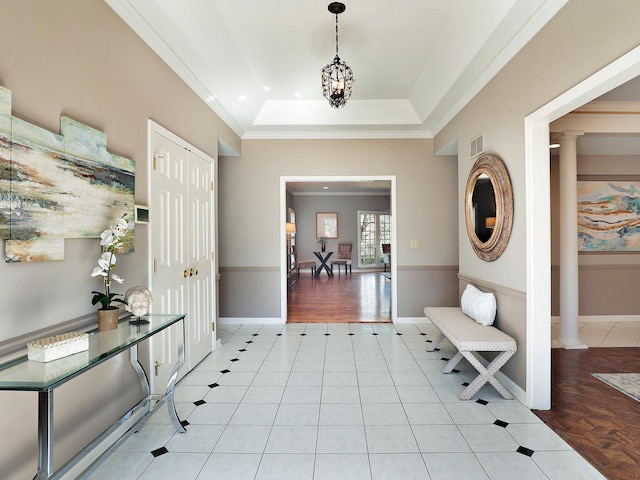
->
464 153 513 261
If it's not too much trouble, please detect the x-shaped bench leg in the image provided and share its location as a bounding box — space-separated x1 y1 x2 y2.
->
458 350 515 400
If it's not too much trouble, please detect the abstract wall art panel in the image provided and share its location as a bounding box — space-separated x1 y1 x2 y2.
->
0 86 12 241
0 84 135 262
577 180 640 252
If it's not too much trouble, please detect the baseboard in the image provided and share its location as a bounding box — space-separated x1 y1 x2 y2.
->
551 314 640 323
219 317 284 325
395 317 430 324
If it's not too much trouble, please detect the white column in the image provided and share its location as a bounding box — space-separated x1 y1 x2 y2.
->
556 132 587 349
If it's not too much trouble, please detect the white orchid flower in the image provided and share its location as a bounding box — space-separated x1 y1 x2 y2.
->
100 251 117 266
111 273 125 284
112 218 128 237
91 266 107 277
100 229 115 247
91 213 129 311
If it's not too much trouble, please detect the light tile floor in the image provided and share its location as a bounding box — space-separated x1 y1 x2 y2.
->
84 323 605 480
551 319 640 347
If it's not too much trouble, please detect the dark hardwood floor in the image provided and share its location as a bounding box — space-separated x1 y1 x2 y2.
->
287 271 391 323
534 347 640 480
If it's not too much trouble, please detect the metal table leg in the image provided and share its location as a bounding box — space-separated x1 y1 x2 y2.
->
129 327 186 434
34 390 53 480
164 342 186 433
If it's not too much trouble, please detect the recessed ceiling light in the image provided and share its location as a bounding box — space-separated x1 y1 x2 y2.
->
262 86 271 92
237 95 248 102
322 186 329 190
293 92 303 98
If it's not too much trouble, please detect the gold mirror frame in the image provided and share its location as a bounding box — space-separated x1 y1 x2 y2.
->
464 153 513 261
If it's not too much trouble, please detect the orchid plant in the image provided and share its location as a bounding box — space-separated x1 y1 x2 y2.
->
91 213 129 310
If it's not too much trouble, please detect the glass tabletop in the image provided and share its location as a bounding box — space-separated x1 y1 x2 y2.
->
0 314 185 392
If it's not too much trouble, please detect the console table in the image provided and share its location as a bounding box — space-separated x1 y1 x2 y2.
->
0 314 186 480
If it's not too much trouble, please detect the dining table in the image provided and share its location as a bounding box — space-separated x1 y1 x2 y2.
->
313 251 334 277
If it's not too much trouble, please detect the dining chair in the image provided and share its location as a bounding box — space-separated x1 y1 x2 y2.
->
330 243 352 275
382 243 391 272
293 246 316 278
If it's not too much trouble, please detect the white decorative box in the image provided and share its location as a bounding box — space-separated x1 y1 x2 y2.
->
27 332 89 363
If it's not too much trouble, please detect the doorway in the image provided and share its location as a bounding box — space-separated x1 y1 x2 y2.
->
525 45 640 409
280 175 397 323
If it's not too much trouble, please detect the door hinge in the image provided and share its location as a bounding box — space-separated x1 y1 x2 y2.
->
153 153 164 171
153 259 157 273
210 251 215 262
210 181 214 192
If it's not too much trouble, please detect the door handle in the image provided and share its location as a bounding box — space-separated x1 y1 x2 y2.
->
183 270 189 278
154 361 164 376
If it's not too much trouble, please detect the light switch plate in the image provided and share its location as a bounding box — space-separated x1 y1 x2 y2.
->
410 240 419 249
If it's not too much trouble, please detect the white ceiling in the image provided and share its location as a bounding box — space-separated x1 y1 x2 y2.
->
106 0 567 140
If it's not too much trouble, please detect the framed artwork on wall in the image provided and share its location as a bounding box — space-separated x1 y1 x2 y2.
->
0 84 135 262
577 180 640 252
316 212 338 239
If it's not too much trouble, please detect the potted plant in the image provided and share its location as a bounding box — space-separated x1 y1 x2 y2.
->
90 213 129 330
317 237 327 252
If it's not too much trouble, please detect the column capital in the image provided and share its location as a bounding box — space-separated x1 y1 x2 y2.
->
557 131 584 141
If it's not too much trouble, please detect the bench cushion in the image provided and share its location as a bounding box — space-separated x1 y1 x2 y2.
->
424 307 516 352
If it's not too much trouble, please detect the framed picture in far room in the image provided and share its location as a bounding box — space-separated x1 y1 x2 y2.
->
316 212 338 238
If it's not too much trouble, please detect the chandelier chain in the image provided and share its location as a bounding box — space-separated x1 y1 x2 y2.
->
335 14 339 57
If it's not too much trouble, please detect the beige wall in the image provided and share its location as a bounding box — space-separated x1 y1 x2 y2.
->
435 0 640 393
218 139 459 319
0 1 239 478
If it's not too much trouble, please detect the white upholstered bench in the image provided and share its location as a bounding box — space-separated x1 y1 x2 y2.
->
424 306 517 401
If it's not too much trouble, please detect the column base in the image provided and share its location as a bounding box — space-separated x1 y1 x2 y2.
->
552 338 588 350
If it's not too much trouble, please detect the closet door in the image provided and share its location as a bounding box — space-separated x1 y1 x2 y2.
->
150 125 214 393
150 130 189 391
186 149 215 368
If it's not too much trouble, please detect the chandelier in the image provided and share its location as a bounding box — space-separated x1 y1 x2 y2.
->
321 2 353 108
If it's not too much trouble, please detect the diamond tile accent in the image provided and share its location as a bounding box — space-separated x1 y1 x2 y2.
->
324 333 331 336
220 369 231 374
246 341 253 344
231 358 239 362
194 399 206 406
151 447 168 457
494 419 509 428
180 420 190 428
239 349 247 352
517 446 535 457
348 333 354 336
209 382 220 388
476 399 489 406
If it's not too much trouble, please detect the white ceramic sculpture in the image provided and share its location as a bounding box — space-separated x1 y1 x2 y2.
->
124 286 152 318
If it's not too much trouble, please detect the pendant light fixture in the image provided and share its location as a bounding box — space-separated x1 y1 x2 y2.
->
321 2 353 108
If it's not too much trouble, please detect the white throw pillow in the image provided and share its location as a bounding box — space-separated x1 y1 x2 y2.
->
461 284 496 326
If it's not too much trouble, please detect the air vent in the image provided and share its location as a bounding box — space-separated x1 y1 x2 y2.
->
470 133 484 158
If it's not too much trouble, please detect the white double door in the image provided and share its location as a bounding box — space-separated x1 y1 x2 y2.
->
149 122 215 393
